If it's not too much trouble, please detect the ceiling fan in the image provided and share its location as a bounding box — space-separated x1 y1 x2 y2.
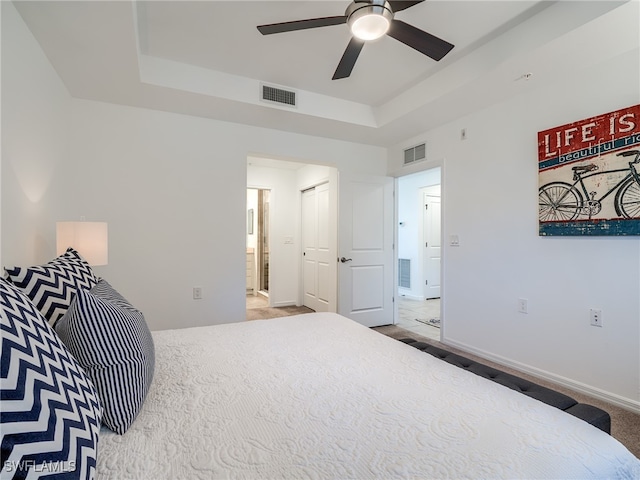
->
257 0 454 80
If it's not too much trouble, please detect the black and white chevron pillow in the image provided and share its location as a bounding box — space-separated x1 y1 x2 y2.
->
4 248 98 326
55 279 155 435
0 278 102 480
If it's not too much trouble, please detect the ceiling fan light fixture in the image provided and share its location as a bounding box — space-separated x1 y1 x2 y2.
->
347 1 394 41
257 0 454 80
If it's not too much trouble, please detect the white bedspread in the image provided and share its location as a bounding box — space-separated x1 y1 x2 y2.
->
96 312 640 479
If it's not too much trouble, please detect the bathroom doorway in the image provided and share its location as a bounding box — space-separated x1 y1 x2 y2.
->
257 189 270 294
246 188 270 305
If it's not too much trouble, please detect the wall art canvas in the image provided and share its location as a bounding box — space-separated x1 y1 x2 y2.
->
538 104 640 236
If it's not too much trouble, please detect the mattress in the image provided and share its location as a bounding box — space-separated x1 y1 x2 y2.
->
96 312 640 479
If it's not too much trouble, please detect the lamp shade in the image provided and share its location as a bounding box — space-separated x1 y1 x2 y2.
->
57 222 108 266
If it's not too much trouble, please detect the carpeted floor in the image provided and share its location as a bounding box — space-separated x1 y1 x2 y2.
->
373 324 640 459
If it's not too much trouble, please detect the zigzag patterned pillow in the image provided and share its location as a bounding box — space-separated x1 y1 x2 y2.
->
55 279 155 434
0 278 102 480
4 248 98 326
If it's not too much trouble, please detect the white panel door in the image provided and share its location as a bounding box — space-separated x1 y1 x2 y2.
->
423 193 441 299
302 183 331 312
338 174 394 327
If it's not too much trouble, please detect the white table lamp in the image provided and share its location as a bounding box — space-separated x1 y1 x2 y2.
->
57 221 108 266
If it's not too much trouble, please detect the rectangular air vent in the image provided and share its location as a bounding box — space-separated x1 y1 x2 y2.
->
398 258 411 289
261 84 297 108
403 143 426 165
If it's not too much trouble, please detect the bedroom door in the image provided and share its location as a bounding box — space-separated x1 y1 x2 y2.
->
338 173 394 327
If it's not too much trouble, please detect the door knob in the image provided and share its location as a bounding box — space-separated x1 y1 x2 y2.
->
340 257 353 263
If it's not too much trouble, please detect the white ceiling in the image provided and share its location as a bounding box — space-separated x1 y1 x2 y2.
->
12 0 635 147
137 1 538 105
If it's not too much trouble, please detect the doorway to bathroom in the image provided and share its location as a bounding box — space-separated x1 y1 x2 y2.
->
246 188 270 307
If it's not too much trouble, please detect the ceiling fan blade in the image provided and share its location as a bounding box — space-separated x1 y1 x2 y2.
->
388 1 424 13
332 37 365 80
257 16 346 35
387 19 454 61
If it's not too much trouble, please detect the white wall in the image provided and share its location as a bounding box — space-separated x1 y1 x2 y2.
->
63 101 385 331
1 2 72 266
389 48 640 409
0 3 3 263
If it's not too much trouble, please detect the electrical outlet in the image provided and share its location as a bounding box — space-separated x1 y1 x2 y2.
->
193 287 202 300
518 298 528 314
590 308 602 327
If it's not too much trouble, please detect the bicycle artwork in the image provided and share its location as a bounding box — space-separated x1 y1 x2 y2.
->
537 104 640 236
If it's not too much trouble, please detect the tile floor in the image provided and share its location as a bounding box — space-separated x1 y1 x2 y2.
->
246 293 269 309
396 296 441 342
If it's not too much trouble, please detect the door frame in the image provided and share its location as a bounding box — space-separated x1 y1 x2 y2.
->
393 159 446 336
257 188 271 296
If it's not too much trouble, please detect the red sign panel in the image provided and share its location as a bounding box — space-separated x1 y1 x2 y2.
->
538 104 640 171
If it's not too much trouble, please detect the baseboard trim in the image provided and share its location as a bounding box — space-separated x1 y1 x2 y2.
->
398 293 423 301
271 301 298 308
442 337 640 415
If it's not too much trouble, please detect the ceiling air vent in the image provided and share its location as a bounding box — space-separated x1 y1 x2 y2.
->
261 83 297 108
403 143 426 166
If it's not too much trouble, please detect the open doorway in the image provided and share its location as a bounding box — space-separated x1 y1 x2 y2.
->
246 188 270 308
396 168 442 341
246 157 338 317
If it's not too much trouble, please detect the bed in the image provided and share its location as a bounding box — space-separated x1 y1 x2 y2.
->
96 312 640 479
2 250 639 479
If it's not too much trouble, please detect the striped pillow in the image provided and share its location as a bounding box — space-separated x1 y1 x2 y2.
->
1 278 102 479
4 248 98 326
55 279 155 434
